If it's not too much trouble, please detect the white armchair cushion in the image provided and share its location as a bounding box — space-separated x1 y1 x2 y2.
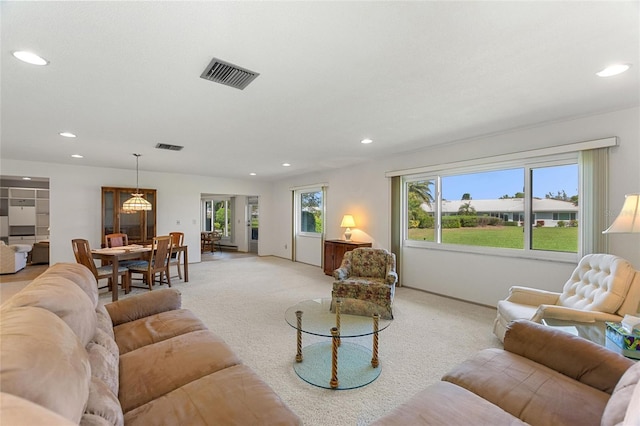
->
559 254 636 314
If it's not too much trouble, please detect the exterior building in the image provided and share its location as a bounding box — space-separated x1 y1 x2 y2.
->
423 198 578 227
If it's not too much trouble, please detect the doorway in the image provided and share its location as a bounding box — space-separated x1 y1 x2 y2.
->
248 196 258 254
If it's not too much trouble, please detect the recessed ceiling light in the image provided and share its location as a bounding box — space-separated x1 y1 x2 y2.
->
361 138 373 144
22 177 32 180
596 64 631 77
71 154 83 158
282 163 291 167
12 50 49 66
59 132 77 138
249 172 257 176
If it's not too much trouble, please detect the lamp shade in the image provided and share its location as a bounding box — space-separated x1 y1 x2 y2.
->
340 215 356 228
122 193 152 211
603 193 640 234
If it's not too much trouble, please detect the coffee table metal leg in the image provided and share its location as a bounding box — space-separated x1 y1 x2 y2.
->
335 299 341 347
330 327 339 389
296 310 303 362
371 313 379 368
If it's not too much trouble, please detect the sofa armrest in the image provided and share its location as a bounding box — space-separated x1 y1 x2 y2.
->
385 271 398 285
333 267 349 280
504 320 634 394
105 288 182 326
531 304 624 323
505 286 561 306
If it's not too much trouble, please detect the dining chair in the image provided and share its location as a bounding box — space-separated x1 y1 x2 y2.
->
212 230 223 252
104 232 143 267
128 235 172 291
71 238 130 294
201 231 213 252
169 231 184 280
105 233 128 248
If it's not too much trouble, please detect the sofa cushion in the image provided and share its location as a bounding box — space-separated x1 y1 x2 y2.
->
371 381 527 426
87 342 119 397
1 392 76 426
91 327 119 360
105 288 182 326
601 362 640 426
504 319 633 394
118 330 241 413
0 307 91 423
39 262 99 308
442 348 609 426
123 364 301 426
96 304 115 340
113 308 207 355
81 377 124 426
3 276 97 346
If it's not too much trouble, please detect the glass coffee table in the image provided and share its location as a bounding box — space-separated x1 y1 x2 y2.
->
285 298 392 390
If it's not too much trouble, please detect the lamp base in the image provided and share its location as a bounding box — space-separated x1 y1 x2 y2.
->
344 228 352 241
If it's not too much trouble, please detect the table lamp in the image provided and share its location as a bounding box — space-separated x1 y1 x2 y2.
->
603 193 640 234
340 215 356 241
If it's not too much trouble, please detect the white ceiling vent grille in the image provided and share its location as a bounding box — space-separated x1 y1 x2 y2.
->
200 58 259 90
155 143 184 151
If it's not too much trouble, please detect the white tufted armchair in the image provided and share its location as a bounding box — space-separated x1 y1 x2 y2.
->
493 254 640 342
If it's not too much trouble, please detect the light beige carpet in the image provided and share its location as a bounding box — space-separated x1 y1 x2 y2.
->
97 255 502 425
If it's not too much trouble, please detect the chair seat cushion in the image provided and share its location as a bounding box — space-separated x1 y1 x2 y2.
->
113 309 208 355
123 364 301 426
96 265 129 275
496 300 538 322
371 381 527 426
118 330 241 413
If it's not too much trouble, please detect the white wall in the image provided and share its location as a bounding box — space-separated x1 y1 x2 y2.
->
2 107 637 308
267 107 640 307
0 160 271 264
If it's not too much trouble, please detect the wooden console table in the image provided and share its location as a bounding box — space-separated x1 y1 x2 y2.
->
323 239 372 276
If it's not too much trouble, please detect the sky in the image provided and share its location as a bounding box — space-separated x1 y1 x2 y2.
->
441 164 578 200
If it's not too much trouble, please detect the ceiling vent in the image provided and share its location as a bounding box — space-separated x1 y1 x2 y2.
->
200 58 259 90
155 143 184 151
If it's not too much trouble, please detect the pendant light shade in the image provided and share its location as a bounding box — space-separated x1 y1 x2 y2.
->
122 193 152 211
122 154 152 212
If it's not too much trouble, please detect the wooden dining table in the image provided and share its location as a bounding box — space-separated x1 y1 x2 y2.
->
91 244 189 301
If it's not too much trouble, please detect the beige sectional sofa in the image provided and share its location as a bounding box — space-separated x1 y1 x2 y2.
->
373 320 640 426
0 262 301 425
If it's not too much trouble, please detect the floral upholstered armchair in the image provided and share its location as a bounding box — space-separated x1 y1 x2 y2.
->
331 248 398 319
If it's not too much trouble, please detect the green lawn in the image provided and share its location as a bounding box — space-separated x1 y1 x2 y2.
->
408 226 578 252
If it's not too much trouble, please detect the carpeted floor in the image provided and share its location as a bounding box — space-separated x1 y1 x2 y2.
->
98 254 502 425
4 254 502 425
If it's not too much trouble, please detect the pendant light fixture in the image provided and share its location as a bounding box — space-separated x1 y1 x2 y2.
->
122 153 152 212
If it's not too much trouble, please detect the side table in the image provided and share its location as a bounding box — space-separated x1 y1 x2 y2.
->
285 298 392 389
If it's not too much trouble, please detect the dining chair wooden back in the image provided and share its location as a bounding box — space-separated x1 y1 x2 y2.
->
105 233 128 248
128 235 172 290
169 232 184 280
71 238 130 294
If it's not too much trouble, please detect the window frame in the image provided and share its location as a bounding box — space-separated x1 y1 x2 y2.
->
402 153 580 262
296 188 324 238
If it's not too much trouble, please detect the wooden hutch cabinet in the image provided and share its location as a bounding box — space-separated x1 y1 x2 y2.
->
323 239 372 276
101 187 157 246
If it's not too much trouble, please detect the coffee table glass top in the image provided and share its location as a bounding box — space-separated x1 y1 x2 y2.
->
284 298 392 337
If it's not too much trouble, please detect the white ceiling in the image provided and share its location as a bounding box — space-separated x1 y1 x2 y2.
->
2 1 638 181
